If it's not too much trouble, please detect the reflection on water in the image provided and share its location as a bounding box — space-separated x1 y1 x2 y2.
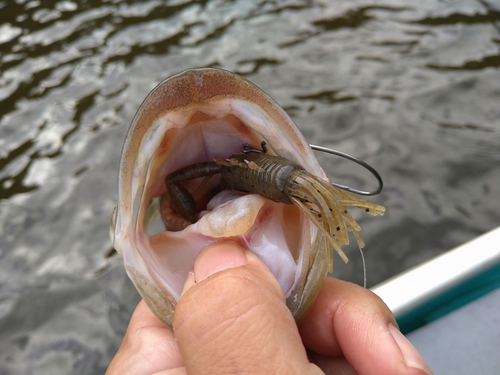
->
0 0 499 372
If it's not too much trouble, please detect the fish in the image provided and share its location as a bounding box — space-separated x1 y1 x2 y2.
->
111 68 385 328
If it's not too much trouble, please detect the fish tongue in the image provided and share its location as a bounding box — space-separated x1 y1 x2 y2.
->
196 191 266 238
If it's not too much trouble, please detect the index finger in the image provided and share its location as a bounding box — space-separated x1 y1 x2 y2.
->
298 278 433 375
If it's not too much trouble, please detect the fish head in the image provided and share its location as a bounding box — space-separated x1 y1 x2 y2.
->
111 68 330 328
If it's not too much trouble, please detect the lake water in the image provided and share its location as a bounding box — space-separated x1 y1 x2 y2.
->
1 0 499 373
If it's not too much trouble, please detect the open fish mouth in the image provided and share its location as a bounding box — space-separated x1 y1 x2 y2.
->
111 68 384 327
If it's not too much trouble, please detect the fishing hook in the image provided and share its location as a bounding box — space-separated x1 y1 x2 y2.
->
310 144 383 196
241 141 267 154
242 141 383 196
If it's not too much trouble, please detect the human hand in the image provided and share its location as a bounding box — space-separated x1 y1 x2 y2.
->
106 241 433 375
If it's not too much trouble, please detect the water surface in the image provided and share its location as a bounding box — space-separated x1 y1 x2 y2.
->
1 0 499 373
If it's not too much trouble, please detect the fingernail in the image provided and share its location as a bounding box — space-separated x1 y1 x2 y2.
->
389 324 434 375
181 271 196 296
193 241 248 283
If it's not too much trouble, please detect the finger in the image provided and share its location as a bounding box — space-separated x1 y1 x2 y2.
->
106 300 184 375
307 353 357 375
299 278 433 375
173 241 323 375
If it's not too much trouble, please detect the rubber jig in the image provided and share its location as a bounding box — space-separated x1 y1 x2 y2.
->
242 141 383 196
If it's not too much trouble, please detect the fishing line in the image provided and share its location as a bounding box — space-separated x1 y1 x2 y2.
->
358 243 367 288
310 144 383 196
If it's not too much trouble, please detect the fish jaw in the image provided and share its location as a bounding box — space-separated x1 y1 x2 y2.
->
112 68 329 328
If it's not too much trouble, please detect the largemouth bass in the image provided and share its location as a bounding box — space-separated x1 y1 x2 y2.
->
111 68 384 328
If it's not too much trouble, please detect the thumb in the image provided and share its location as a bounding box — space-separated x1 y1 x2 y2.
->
173 241 322 375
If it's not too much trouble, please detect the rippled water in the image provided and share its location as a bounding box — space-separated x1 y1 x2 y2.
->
1 0 499 373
